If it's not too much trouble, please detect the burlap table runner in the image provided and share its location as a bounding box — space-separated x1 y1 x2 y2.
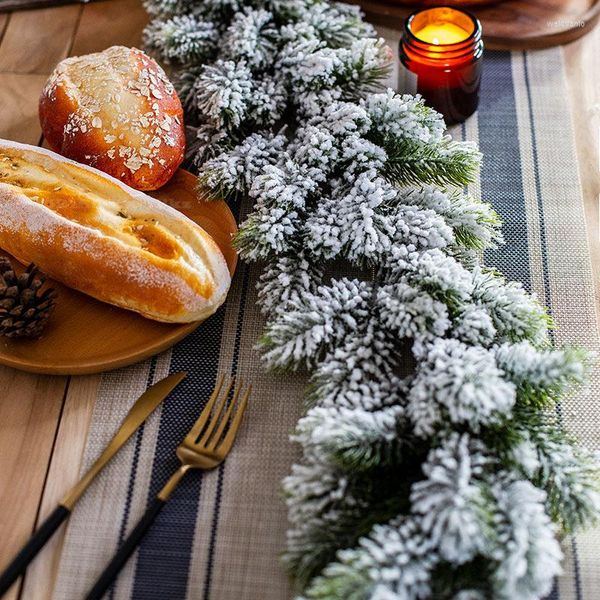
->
53 32 600 600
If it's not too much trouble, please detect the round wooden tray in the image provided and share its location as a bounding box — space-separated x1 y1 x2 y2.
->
0 169 238 375
351 0 600 49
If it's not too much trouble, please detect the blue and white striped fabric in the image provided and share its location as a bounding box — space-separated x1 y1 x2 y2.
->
52 36 600 600
463 48 600 600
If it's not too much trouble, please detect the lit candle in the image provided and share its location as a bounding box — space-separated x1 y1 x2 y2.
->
399 7 484 125
414 22 471 46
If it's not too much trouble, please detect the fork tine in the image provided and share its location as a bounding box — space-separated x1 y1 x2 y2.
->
198 377 236 446
184 374 228 444
216 384 251 455
206 380 243 450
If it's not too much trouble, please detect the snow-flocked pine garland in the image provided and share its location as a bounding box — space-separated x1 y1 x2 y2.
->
143 1 600 597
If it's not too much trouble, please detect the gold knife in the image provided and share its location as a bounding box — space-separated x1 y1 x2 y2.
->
0 371 186 597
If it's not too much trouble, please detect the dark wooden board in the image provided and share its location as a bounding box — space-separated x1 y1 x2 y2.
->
0 0 97 13
5 0 598 48
350 0 600 50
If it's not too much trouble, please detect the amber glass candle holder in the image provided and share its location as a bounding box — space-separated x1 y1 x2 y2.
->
399 7 484 125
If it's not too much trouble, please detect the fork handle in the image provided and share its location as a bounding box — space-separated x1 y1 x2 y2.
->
0 504 70 595
86 497 165 600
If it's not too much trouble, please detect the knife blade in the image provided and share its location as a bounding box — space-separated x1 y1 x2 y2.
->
0 371 186 597
61 371 186 509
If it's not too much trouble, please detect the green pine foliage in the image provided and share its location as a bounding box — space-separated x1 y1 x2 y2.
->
383 137 482 188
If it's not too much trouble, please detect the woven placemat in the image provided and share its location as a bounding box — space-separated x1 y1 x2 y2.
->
52 37 600 600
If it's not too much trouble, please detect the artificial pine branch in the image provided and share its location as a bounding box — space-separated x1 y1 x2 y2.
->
144 14 219 64
142 0 600 597
516 409 600 533
383 137 482 188
284 457 421 588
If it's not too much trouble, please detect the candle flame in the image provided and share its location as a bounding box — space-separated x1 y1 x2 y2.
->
414 22 469 45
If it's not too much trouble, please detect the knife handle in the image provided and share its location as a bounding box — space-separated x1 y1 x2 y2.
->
0 504 70 595
86 497 165 600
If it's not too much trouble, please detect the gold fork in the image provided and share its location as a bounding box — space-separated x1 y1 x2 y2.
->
86 374 251 600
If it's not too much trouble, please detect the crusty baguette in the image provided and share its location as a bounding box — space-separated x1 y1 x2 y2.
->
0 139 231 323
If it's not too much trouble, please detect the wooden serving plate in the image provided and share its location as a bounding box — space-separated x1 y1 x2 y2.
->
351 0 600 49
0 169 238 375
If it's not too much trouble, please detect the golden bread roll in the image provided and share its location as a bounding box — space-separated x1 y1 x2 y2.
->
0 139 231 323
39 45 185 191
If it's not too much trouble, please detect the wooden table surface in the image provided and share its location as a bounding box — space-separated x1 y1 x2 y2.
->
0 3 598 600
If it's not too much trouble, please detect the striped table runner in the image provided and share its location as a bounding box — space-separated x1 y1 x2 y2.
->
53 37 600 600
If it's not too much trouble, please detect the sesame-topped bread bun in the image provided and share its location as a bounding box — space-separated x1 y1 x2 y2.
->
39 45 185 191
0 139 231 323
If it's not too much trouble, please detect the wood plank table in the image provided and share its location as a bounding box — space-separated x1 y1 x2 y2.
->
0 5 150 599
0 3 598 599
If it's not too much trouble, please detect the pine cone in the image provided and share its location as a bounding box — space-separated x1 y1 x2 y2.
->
0 257 57 339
